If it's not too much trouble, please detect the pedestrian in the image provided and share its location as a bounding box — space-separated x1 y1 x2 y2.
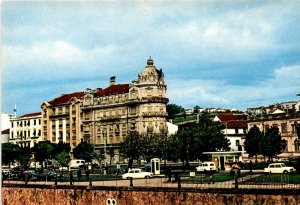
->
116 162 121 175
249 160 253 175
86 169 90 181
69 171 74 185
77 169 82 181
208 168 214 184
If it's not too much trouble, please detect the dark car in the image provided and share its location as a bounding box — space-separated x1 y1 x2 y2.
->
22 170 38 181
10 167 25 180
48 171 63 181
37 171 63 181
2 170 12 180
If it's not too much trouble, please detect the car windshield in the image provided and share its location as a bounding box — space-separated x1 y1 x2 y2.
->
281 164 286 167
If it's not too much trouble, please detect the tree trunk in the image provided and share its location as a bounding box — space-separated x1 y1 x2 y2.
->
128 158 133 169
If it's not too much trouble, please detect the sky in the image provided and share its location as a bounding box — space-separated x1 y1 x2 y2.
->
2 0 300 116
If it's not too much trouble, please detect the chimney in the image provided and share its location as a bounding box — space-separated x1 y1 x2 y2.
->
110 76 116 85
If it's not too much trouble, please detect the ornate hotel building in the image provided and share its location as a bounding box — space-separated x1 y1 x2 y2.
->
40 58 169 155
81 58 169 153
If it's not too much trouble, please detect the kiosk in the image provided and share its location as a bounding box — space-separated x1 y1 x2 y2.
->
151 158 160 175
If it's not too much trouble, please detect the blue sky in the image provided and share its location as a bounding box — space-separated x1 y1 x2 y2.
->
2 0 300 116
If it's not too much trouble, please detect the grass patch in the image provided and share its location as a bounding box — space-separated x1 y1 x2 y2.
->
245 173 300 184
184 172 246 183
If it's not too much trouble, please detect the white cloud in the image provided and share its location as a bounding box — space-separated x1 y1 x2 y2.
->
168 65 300 109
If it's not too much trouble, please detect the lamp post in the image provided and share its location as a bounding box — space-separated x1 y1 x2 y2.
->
104 130 107 175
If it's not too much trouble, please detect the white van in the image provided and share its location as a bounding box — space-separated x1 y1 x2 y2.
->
69 159 85 169
196 161 217 172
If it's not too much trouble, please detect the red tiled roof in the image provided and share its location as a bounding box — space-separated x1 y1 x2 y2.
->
217 114 247 122
96 84 129 97
19 112 41 118
1 128 9 134
226 121 247 129
49 92 84 106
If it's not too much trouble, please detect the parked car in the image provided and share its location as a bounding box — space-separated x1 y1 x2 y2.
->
69 159 85 169
264 163 296 174
196 162 217 172
10 167 25 180
37 171 63 181
59 166 69 171
22 170 38 181
122 168 153 179
2 170 12 180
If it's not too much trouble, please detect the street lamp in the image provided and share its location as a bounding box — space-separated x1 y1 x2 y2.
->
104 130 107 175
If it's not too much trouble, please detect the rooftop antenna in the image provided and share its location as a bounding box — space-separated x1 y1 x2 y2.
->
13 104 17 118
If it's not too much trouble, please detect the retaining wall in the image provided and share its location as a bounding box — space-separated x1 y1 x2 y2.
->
2 184 300 205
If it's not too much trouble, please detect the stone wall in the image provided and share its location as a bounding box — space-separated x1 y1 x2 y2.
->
2 184 300 205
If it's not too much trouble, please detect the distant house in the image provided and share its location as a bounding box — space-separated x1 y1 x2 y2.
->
185 109 193 115
295 101 300 112
1 128 10 143
213 114 248 152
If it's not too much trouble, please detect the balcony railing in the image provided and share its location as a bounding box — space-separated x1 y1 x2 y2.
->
142 112 168 117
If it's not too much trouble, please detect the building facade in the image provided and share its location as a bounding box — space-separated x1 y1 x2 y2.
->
41 92 84 149
81 58 169 158
9 112 42 148
248 112 300 159
213 113 248 152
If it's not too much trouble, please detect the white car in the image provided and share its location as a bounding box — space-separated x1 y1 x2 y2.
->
264 163 295 174
196 162 217 172
58 166 69 171
69 159 85 169
122 168 153 179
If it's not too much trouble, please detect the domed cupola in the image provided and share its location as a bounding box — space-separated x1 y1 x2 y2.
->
138 57 164 84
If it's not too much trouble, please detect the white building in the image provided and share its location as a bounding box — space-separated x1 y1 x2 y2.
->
166 122 178 135
213 114 248 152
10 112 42 148
1 129 10 143
1 113 14 131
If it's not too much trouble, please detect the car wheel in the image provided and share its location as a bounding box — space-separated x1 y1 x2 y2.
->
283 170 288 174
126 177 131 180
145 175 150 179
269 171 272 174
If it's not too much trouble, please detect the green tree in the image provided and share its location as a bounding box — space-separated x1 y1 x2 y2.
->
72 141 94 162
54 151 70 167
32 141 55 171
120 131 144 168
17 146 32 170
260 127 286 161
193 105 201 113
107 147 115 174
244 125 263 162
166 104 185 119
2 143 22 167
169 114 230 169
92 149 105 165
141 134 164 162
53 141 71 155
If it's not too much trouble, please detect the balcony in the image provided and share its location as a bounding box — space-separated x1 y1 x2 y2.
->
142 112 168 117
49 112 70 118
